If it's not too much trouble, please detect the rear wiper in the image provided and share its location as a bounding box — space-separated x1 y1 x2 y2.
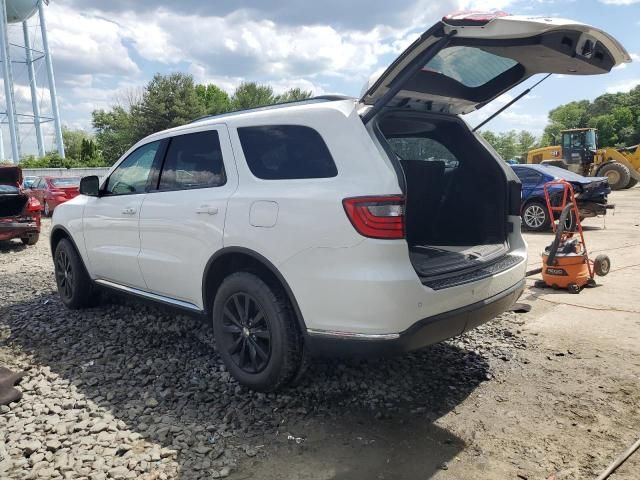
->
472 73 552 132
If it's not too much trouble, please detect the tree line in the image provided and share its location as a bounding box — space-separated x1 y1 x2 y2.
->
541 84 640 148
16 73 640 168
21 72 312 167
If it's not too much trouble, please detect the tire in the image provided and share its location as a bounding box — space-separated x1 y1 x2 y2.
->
212 272 302 392
522 201 550 232
625 177 638 189
598 162 631 190
594 254 611 277
563 209 577 232
54 238 96 309
44 202 51 217
20 233 39 246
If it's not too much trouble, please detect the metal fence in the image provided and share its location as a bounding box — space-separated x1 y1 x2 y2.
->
21 167 110 179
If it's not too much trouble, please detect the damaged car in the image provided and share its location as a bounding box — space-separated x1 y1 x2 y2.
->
0 166 41 246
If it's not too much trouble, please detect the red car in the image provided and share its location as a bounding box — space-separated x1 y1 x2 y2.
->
0 166 41 245
29 176 80 216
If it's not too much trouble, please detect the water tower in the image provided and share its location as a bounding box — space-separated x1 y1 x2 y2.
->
0 0 64 163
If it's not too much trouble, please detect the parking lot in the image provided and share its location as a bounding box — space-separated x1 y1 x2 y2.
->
1 188 639 480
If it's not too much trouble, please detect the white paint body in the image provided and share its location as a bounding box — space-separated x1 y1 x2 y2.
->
53 99 527 335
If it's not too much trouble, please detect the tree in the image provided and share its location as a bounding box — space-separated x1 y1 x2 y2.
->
88 75 319 166
60 128 105 166
275 88 313 103
132 72 205 139
517 131 538 159
195 84 231 115
540 85 640 148
92 106 138 165
62 128 90 161
230 82 275 110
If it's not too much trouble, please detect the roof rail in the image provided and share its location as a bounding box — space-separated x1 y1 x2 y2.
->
189 95 353 124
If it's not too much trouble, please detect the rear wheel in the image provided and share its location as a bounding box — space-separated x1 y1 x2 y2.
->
598 162 631 190
20 233 39 246
625 177 638 189
212 272 302 392
54 239 96 309
522 201 550 232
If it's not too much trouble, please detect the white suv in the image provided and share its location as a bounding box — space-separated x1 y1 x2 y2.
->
51 13 628 391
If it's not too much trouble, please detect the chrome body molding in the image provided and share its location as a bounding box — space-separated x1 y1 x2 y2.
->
94 279 202 312
305 329 400 341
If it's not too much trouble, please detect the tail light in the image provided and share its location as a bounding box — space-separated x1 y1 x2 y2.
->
343 195 405 239
27 197 41 212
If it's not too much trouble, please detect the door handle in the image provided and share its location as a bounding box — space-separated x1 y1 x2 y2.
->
121 207 136 215
195 205 219 215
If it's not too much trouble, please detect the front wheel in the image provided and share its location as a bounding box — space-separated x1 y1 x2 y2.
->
54 239 96 309
522 201 550 232
598 162 631 190
212 272 302 392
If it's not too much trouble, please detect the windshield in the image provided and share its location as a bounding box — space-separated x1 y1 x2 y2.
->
424 46 519 87
50 177 81 187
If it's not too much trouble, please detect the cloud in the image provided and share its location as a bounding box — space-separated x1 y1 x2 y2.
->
606 79 640 93
45 4 140 81
598 0 640 4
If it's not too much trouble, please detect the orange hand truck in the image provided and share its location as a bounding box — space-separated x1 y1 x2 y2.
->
532 180 610 294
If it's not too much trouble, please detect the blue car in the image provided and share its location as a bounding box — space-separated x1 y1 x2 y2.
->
511 164 612 232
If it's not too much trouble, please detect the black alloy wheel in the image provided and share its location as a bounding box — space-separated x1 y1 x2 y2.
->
221 292 272 374
55 247 74 302
53 238 98 309
212 272 303 391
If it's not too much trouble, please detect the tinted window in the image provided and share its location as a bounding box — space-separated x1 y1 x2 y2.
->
387 137 460 169
238 125 337 180
159 130 226 190
424 46 518 88
105 141 160 195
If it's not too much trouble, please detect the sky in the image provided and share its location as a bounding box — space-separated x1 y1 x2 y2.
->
1 0 639 158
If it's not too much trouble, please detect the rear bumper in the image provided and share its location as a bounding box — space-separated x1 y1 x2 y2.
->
305 279 525 357
0 220 40 241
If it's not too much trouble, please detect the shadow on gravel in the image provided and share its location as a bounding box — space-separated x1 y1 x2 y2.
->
3 293 491 480
0 240 27 254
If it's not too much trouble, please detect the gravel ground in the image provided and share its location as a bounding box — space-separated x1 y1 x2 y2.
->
0 221 529 479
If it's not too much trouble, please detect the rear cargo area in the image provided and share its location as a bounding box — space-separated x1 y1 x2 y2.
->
0 192 28 217
377 111 509 280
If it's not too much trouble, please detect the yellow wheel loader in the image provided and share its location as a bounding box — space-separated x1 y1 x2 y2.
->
527 128 640 190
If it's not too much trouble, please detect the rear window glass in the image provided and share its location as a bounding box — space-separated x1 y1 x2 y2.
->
51 177 80 187
387 137 459 169
512 167 543 183
159 130 226 190
424 46 518 88
0 185 19 194
237 125 337 180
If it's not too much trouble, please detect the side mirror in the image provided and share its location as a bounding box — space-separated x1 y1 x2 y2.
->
80 176 100 197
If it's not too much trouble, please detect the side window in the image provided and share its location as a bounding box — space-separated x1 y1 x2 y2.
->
105 141 160 195
387 137 460 169
514 169 542 184
159 130 226 190
237 125 338 180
